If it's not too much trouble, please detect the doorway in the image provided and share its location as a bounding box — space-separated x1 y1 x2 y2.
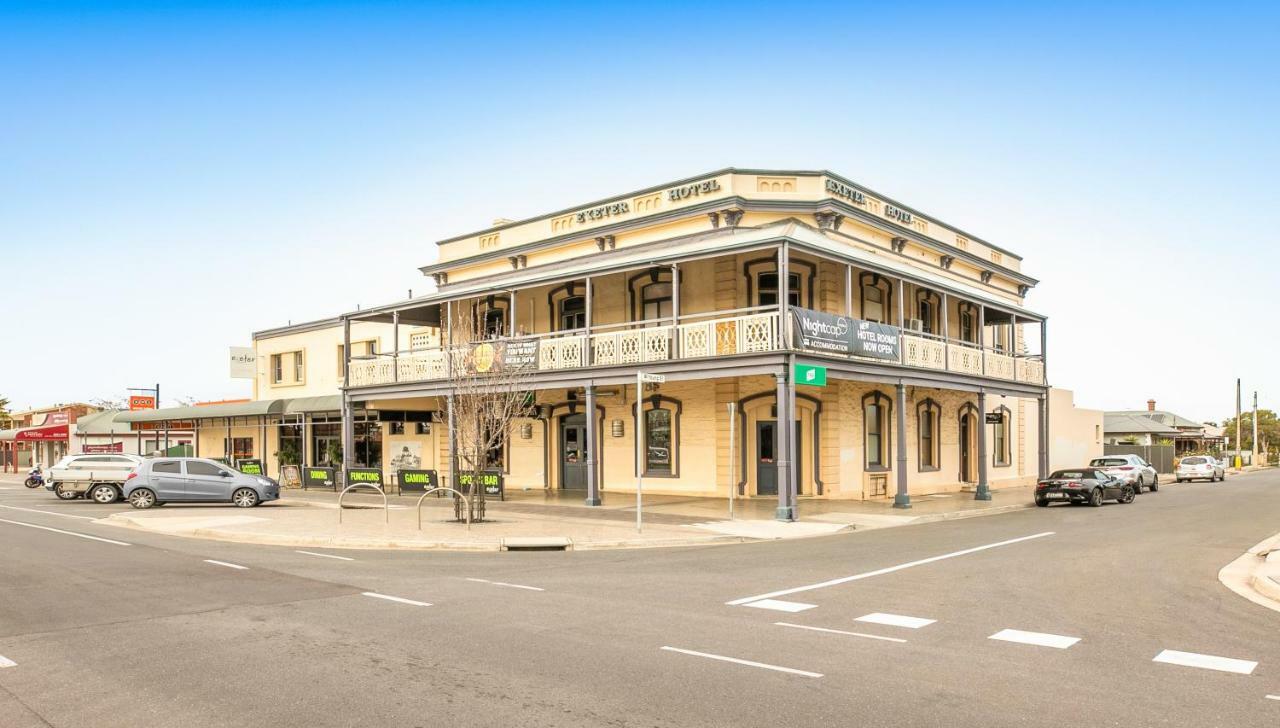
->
959 411 977 483
755 420 801 496
560 414 587 490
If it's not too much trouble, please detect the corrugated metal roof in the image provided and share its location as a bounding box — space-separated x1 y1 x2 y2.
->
1103 413 1180 435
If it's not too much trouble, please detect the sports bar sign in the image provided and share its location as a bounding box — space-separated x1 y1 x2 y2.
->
790 307 901 361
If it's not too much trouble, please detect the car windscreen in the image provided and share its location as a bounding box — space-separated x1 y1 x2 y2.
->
1181 457 1207 465
1089 458 1128 467
1050 470 1089 479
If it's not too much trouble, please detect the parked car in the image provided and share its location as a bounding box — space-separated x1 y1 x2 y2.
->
124 457 279 509
1088 455 1159 493
46 454 146 502
1035 468 1134 507
1175 456 1224 483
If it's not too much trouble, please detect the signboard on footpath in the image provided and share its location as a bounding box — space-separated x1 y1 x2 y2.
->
397 469 438 494
236 459 264 476
302 466 337 490
346 468 384 489
789 307 901 361
280 464 302 489
457 470 504 500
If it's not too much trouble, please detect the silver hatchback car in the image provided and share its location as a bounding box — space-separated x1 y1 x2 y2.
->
124 457 280 508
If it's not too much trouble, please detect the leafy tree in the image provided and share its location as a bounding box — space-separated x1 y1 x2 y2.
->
0 395 10 428
1219 409 1279 451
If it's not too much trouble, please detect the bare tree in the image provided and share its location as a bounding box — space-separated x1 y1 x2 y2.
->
89 396 129 410
442 313 536 523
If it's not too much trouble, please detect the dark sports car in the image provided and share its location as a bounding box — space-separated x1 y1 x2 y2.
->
1035 468 1134 507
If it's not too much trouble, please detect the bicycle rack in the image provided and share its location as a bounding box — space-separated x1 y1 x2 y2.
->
416 487 471 531
338 484 388 524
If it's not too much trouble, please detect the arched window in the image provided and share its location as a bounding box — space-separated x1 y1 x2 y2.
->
862 391 892 471
917 398 941 471
915 289 940 335
632 395 681 477
992 405 1012 467
757 271 800 307
641 281 673 323
860 273 892 324
958 303 977 343
558 296 585 331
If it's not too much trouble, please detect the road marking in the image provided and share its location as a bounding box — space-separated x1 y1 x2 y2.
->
465 578 544 592
660 646 823 678
1266 694 1280 701
0 656 15 668
726 531 1055 605
0 504 97 520
989 629 1080 649
774 622 907 643
295 550 355 561
1152 649 1256 675
362 592 432 607
203 559 248 570
742 599 817 613
856 612 936 629
0 517 131 546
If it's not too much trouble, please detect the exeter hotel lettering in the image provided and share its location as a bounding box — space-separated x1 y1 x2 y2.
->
574 180 722 224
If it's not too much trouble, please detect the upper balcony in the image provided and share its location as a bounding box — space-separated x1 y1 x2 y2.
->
343 221 1046 393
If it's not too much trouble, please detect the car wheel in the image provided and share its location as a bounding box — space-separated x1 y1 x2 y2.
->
90 484 119 504
232 488 259 508
1120 486 1135 504
1149 480 1158 492
54 483 78 500
1035 497 1049 507
1089 488 1104 507
129 488 156 509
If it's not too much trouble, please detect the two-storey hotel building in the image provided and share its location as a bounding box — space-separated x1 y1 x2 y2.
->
124 169 1053 519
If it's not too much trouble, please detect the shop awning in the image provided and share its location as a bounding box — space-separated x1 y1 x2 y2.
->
282 395 342 414
117 400 285 423
6 424 70 441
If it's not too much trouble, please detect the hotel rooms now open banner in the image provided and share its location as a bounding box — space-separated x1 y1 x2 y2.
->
789 307 901 361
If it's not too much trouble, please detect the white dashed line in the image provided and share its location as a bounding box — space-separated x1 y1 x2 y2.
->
362 592 432 607
856 612 936 629
742 599 817 613
0 518 131 546
989 629 1080 649
203 559 248 570
465 578 544 592
774 622 907 643
0 655 15 668
296 550 355 561
1152 649 1256 675
1266 694 1280 701
660 646 823 678
726 531 1055 605
0 504 97 520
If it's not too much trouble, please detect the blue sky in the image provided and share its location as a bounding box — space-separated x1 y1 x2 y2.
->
1 1 1276 423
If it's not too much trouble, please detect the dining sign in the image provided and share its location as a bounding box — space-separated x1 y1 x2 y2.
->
790 307 901 361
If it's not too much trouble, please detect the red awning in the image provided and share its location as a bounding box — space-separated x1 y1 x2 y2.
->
15 424 69 441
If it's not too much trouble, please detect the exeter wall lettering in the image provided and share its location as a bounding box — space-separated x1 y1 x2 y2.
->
885 205 914 225
825 179 866 204
576 201 630 223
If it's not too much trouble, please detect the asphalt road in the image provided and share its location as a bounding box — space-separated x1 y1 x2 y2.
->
1 471 1278 727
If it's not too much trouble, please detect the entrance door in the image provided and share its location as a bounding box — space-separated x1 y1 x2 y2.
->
959 413 976 482
756 422 777 496
560 414 587 490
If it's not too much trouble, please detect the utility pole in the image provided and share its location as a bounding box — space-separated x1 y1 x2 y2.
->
1235 378 1241 469
1253 391 1259 460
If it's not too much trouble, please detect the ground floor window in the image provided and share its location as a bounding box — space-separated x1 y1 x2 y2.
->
312 423 341 467
278 425 303 465
918 398 941 471
993 405 1012 467
863 391 891 470
646 408 672 475
224 437 253 463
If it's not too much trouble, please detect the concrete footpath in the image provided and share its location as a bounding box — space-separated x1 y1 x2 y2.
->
100 482 1043 552
1219 530 1280 614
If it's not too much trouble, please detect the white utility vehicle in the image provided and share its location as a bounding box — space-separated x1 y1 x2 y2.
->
46 454 145 503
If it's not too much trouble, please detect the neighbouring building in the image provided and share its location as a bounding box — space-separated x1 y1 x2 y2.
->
1104 399 1224 454
70 410 195 457
0 403 98 471
122 168 1087 519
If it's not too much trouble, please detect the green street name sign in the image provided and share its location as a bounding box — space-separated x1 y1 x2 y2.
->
794 363 827 387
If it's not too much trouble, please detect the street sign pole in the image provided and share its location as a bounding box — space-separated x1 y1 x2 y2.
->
636 371 666 534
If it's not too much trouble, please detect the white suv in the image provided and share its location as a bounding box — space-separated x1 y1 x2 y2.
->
1089 455 1159 493
47 454 145 503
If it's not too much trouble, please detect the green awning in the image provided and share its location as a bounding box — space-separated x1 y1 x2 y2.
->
282 395 342 414
117 400 285 423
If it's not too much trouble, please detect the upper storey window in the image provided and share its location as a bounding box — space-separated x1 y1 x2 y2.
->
559 296 586 331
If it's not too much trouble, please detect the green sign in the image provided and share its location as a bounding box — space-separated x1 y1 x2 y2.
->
236 459 263 476
457 470 504 500
346 468 384 487
794 363 827 387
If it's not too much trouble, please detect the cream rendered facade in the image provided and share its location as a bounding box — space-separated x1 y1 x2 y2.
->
123 168 1066 518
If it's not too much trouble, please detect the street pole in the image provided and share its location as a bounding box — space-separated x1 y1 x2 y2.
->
1236 378 1242 469
1253 391 1259 463
727 402 736 521
635 371 643 534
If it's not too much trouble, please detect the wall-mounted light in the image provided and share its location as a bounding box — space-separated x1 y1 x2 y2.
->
611 420 625 438
520 423 533 440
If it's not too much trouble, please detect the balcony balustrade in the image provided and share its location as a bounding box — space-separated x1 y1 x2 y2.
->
347 310 1045 388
